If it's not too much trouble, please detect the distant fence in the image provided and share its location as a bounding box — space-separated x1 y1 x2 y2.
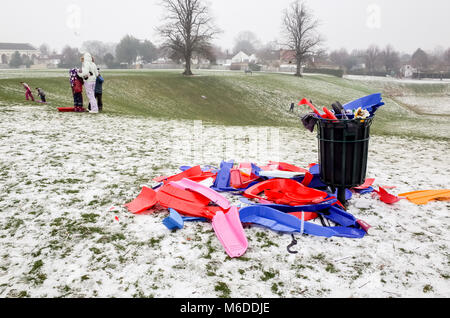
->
143 64 183 70
347 70 390 77
303 68 344 78
413 72 450 79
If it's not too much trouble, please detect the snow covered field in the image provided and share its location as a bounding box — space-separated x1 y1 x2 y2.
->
0 104 449 298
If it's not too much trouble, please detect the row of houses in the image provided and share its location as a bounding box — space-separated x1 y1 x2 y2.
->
0 43 63 69
0 42 423 78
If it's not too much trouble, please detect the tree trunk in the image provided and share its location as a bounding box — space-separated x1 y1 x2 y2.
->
295 58 303 77
183 53 193 76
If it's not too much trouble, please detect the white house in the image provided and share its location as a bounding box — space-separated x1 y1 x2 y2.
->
400 65 417 78
249 54 258 63
0 43 40 64
231 51 250 63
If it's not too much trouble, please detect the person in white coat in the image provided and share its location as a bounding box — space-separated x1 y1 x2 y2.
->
78 53 99 113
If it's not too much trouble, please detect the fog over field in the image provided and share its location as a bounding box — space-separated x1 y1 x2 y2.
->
1 0 449 52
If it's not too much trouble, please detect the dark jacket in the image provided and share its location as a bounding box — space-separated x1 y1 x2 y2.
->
95 75 104 94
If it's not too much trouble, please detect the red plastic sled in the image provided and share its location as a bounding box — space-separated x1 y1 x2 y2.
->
58 107 76 112
125 187 157 214
244 179 328 206
160 166 214 184
354 178 375 190
375 187 401 204
288 212 319 222
156 184 222 219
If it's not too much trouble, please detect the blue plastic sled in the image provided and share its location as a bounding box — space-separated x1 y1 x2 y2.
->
163 209 184 230
343 93 385 117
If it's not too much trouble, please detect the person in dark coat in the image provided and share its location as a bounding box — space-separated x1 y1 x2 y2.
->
36 88 46 103
88 68 104 112
289 102 295 112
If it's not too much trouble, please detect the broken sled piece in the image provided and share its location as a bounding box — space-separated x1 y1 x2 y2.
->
343 93 385 117
212 160 237 191
212 207 248 258
398 189 450 205
239 206 336 237
160 166 208 184
124 186 157 214
243 179 328 206
163 209 184 230
354 178 376 190
170 178 231 210
156 184 222 219
374 187 401 204
57 107 76 112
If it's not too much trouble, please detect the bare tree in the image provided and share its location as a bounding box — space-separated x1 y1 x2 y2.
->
444 48 450 71
380 45 400 74
282 1 323 77
158 0 220 76
364 45 381 74
411 48 429 71
233 31 261 55
329 48 349 70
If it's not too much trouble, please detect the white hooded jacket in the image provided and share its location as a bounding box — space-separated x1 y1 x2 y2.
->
78 53 99 83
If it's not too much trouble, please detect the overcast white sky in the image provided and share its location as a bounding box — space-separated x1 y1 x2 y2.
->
1 0 449 54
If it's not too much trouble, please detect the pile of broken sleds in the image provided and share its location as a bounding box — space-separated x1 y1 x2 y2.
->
123 93 449 258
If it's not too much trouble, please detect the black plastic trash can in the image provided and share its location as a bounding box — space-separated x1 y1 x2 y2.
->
317 117 373 206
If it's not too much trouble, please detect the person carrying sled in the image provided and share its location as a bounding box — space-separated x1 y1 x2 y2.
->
20 82 34 101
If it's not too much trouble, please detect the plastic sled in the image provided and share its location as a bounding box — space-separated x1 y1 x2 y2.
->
354 178 376 190
258 170 305 179
170 178 231 210
156 184 220 219
230 168 244 189
124 186 157 214
331 188 353 201
343 93 385 116
161 166 204 184
213 160 234 189
239 206 336 237
323 107 338 120
399 189 450 205
158 184 210 205
57 107 76 112
183 217 208 222
244 179 328 206
212 207 248 258
321 205 358 227
163 209 184 230
375 187 401 204
288 212 319 222
354 186 375 195
277 162 309 174
298 99 325 118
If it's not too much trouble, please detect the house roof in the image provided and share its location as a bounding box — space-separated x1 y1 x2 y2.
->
0 43 37 51
232 51 250 60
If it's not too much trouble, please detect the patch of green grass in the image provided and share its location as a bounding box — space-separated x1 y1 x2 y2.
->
81 213 100 223
214 282 231 298
2 70 447 139
260 270 277 281
27 260 47 286
423 284 434 293
325 262 339 273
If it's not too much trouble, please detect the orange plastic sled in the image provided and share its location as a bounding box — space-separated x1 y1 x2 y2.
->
399 190 450 205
